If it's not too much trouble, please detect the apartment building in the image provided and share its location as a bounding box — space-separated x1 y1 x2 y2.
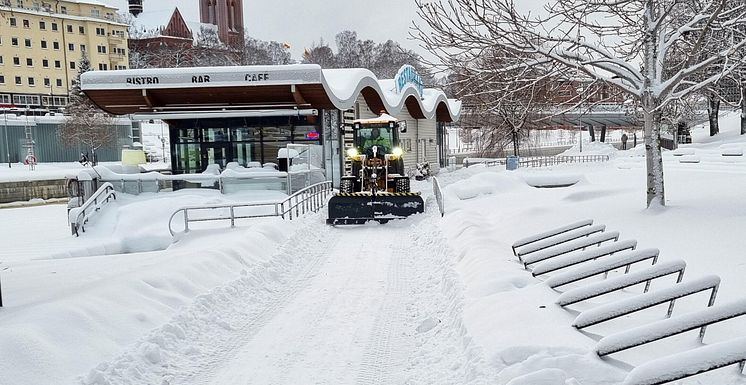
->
0 0 129 111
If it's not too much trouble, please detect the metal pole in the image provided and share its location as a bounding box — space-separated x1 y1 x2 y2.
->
4 109 9 168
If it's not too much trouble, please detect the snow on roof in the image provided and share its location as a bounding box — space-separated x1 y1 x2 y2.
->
353 113 399 124
130 8 179 38
81 64 462 122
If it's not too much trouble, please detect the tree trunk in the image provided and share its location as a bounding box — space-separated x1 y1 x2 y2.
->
643 96 665 208
708 92 720 136
600 125 607 142
741 85 746 135
588 125 596 142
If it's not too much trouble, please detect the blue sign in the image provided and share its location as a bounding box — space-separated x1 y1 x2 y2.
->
395 65 424 96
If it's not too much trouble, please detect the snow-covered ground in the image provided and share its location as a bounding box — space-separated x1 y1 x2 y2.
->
2 113 746 384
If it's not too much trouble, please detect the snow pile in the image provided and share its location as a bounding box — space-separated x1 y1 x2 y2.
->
442 171 525 201
523 172 583 188
560 141 618 156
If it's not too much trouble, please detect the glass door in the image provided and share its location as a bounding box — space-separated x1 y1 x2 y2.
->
202 143 229 170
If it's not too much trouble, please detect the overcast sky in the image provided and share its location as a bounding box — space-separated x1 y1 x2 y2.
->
101 0 425 60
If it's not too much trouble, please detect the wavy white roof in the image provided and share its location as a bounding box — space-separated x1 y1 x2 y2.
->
81 64 461 121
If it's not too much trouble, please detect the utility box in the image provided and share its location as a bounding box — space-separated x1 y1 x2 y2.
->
506 155 519 170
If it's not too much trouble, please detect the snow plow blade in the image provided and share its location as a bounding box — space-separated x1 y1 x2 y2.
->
326 192 424 225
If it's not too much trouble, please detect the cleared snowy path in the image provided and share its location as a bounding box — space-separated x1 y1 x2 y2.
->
198 225 409 385
83 211 484 385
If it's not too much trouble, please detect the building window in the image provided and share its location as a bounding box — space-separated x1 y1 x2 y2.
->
39 21 46 30
42 59 48 67
91 9 100 17
98 63 107 70
16 0 23 7
97 45 107 54
9 18 16 27
0 56 3 65
43 78 50 87
11 37 18 46
15 76 21 85
0 76 4 84
0 36 2 45
51 22 58 31
13 57 19 66
68 43 74 51
24 38 31 48
22 19 29 28
53 41 59 50
60 6 66 14
54 60 61 68
66 25 72 33
80 44 86 52
96 27 106 36
41 40 47 49
69 61 75 69
79 26 85 34
56 78 62 87
28 77 34 86
26 58 32 66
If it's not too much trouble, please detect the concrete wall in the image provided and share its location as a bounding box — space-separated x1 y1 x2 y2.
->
0 179 67 203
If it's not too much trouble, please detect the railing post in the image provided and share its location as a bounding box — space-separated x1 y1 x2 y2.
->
137 179 142 194
230 206 235 228
0 273 3 307
183 210 190 233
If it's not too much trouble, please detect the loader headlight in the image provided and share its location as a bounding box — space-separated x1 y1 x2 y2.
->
346 148 359 158
392 147 403 158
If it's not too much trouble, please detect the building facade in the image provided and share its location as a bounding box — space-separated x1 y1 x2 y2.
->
80 64 460 187
0 0 129 110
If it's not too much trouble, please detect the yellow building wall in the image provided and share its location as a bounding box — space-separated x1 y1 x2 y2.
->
0 0 128 108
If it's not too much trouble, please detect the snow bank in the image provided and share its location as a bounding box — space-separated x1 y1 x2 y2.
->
524 173 583 188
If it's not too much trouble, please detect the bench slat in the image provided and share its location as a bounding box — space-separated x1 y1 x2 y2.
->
512 219 594 250
516 224 606 257
532 239 637 276
545 248 660 289
522 231 620 266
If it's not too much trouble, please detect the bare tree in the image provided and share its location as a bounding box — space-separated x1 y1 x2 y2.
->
59 52 116 165
302 39 336 68
415 0 746 207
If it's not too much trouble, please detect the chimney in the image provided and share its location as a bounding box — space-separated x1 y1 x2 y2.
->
129 0 143 17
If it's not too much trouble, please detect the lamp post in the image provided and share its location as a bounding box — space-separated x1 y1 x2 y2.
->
577 84 584 153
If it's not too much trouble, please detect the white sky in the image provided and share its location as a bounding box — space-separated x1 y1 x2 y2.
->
101 0 425 60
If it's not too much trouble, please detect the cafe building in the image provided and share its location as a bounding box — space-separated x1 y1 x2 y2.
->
80 64 461 187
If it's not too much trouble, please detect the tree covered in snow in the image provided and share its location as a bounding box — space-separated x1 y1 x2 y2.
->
415 0 746 207
59 52 116 166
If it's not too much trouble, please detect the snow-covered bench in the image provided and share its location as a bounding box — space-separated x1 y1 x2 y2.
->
511 219 594 256
672 148 695 156
679 155 701 164
544 248 659 289
515 224 607 260
531 239 637 277
521 231 621 268
623 336 746 385
556 260 687 307
720 144 744 157
595 298 746 357
573 275 721 329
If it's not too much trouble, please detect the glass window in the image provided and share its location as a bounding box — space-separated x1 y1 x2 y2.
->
231 126 260 141
24 38 31 47
22 19 29 28
28 77 34 86
41 40 47 49
69 61 75 69
15 76 21 85
174 128 200 143
39 21 46 30
42 59 48 67
12 57 19 65
231 142 261 166
262 126 291 141
54 60 60 68
53 41 59 50
0 76 4 84
204 127 230 142
43 78 50 87
173 143 202 174
11 37 18 46
0 56 3 64
293 125 321 141
66 25 72 33
56 78 62 87
9 18 16 27
51 23 57 31
68 43 74 51
26 58 32 66
78 26 84 34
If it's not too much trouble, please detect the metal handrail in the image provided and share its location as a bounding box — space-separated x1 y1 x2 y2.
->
69 182 117 236
168 181 333 236
465 155 609 169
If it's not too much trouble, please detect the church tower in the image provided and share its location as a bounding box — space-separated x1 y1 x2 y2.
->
199 0 245 48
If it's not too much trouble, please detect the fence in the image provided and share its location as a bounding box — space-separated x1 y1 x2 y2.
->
464 155 610 169
168 181 333 236
68 182 117 236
